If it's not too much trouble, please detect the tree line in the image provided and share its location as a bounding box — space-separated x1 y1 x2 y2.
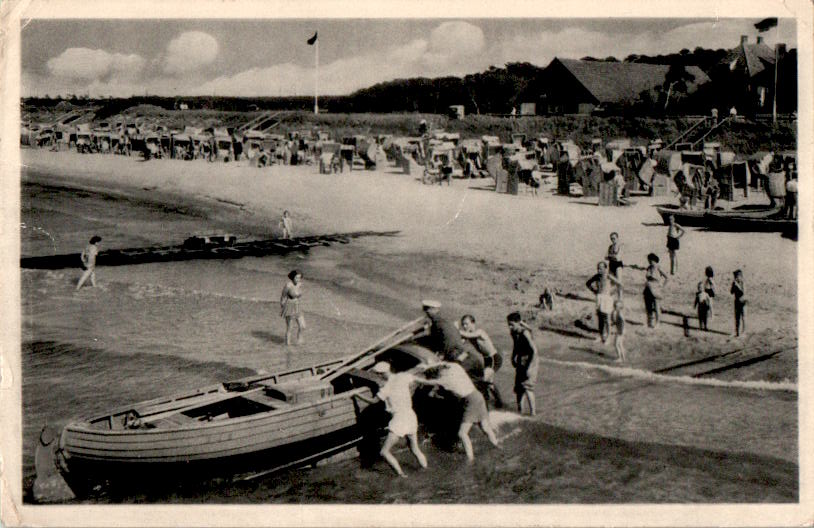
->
23 46 796 117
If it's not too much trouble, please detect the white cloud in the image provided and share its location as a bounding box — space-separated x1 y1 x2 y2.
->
163 31 219 74
47 48 146 81
197 21 490 96
427 21 486 57
389 39 429 65
199 63 310 96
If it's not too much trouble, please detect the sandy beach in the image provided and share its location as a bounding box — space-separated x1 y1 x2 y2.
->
21 148 798 374
19 148 798 502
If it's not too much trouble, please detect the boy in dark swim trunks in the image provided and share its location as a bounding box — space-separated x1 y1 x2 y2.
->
694 282 711 331
666 215 685 275
459 314 504 408
611 299 626 362
606 232 623 277
702 266 716 320
508 311 538 416
730 270 747 337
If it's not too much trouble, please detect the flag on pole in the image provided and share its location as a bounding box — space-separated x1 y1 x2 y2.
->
307 32 318 45
754 17 778 32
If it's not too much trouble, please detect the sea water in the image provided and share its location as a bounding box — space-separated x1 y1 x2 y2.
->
20 178 407 498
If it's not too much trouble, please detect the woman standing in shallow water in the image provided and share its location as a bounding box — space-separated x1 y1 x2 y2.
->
280 270 306 345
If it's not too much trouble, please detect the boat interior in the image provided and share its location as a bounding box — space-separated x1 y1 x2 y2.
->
87 345 431 432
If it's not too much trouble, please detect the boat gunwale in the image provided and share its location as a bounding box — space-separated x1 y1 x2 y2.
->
68 358 348 425
63 386 375 436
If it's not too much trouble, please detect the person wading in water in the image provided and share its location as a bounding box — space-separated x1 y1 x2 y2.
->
280 270 306 345
76 235 101 291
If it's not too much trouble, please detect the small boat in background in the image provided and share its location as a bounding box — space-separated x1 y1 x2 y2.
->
655 203 782 228
703 210 797 235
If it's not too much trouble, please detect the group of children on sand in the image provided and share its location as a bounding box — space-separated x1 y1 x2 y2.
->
691 267 747 336
583 223 748 362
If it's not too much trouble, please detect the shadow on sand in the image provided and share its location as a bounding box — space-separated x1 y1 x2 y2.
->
251 330 286 345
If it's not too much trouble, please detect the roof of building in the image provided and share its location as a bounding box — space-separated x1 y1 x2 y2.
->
552 58 711 104
725 41 776 77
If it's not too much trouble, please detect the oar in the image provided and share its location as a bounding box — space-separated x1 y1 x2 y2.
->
321 317 426 380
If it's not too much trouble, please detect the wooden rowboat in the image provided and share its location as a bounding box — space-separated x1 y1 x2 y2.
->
44 319 436 495
702 211 797 234
655 203 781 227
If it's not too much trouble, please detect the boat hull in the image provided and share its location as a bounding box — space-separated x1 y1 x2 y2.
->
48 325 437 497
57 389 385 495
655 205 709 227
59 425 372 495
702 212 797 233
655 204 782 228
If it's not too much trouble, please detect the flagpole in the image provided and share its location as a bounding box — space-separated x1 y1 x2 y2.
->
772 22 779 124
314 36 319 115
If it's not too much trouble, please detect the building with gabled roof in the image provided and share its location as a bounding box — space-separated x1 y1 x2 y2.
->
533 58 710 114
725 35 777 78
714 35 794 115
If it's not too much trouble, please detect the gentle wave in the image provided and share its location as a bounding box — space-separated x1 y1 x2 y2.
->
542 357 797 392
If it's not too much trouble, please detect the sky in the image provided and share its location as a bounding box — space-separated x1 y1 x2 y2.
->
20 18 798 98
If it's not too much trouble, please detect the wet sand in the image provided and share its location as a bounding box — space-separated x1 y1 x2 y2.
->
19 148 798 502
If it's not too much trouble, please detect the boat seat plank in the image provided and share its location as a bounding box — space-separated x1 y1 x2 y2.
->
240 391 292 408
149 413 199 429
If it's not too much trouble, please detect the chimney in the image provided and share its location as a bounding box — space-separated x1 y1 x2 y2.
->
740 35 748 45
757 36 764 45
776 43 786 56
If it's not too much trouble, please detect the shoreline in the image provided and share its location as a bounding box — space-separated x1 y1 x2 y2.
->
20 147 798 383
16 148 799 503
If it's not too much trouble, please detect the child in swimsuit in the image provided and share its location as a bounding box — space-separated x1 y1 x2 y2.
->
730 270 747 337
702 266 716 320
611 299 626 362
76 235 102 291
280 210 293 239
666 215 685 276
694 281 711 331
606 232 623 277
643 253 669 328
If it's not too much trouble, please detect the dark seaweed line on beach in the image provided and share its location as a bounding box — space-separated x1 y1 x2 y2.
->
20 230 401 269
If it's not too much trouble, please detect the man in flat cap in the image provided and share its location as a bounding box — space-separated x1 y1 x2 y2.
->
422 300 486 383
